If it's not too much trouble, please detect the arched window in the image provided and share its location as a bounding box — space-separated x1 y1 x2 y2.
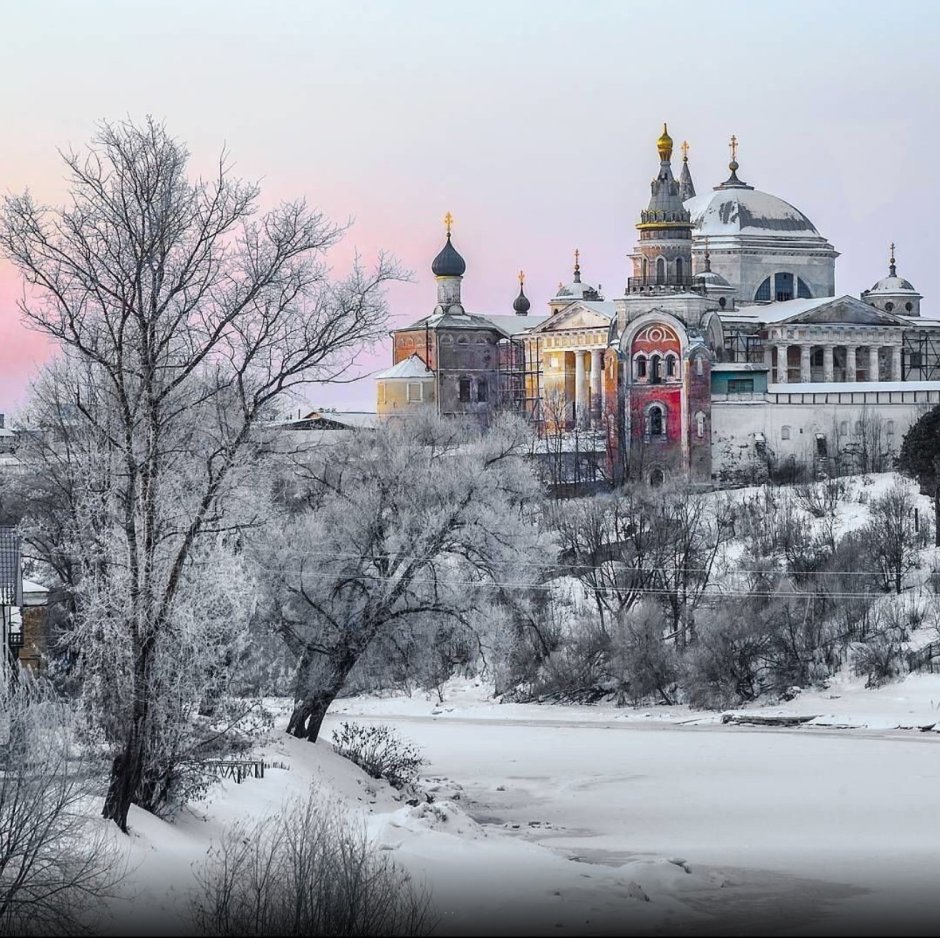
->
797 278 812 299
755 277 772 302
649 467 666 488
477 379 488 403
695 356 704 376
719 296 727 309
642 257 648 280
906 302 914 312
695 411 706 438
656 257 666 284
855 420 863 434
635 355 647 379
886 419 895 435
775 272 794 302
781 425 791 441
839 421 848 435
885 302 895 312
675 257 684 280
665 354 677 378
458 376 472 402
648 405 665 437
458 336 468 345
650 355 662 384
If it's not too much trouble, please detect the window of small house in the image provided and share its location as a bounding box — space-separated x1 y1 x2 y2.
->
477 379 488 403
781 426 791 440
406 382 423 403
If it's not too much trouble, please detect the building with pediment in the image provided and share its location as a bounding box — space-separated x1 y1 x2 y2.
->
376 129 940 485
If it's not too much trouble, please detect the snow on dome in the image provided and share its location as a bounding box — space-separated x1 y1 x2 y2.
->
866 275 918 295
685 188 819 237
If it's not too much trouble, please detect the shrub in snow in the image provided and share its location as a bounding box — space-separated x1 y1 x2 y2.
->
0 671 120 935
852 636 903 688
331 722 425 790
191 790 431 936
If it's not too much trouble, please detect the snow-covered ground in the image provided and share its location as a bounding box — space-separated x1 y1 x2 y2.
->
98 671 940 936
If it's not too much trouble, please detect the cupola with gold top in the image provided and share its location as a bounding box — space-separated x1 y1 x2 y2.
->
431 212 466 311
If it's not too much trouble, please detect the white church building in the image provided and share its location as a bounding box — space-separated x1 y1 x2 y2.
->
379 126 940 484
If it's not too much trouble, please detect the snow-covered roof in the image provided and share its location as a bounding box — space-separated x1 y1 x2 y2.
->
480 314 550 336
726 296 835 324
373 354 434 381
299 410 378 429
685 187 819 237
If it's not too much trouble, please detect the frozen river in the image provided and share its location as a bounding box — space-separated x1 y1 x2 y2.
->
324 707 940 935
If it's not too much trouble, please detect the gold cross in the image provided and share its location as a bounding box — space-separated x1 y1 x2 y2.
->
729 134 738 162
681 140 689 160
518 269 525 284
444 211 453 235
574 248 580 268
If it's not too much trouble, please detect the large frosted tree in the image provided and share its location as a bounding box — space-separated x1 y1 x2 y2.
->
260 413 549 742
0 118 398 831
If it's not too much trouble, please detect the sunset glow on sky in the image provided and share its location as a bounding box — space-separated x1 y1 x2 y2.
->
1 0 937 414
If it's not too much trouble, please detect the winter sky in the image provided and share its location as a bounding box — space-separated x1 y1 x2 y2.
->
0 0 937 412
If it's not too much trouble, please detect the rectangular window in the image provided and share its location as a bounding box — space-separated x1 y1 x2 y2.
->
727 378 755 394
406 382 423 402
378 383 386 405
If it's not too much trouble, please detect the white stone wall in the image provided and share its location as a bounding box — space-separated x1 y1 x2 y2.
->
711 385 940 476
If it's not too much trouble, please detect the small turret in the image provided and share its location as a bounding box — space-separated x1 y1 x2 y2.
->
861 242 922 316
431 212 466 310
513 270 531 315
678 140 696 201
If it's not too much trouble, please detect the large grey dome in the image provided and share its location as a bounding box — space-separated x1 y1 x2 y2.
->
685 188 818 237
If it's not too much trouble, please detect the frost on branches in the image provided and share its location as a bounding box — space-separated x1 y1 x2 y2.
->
0 118 399 831
258 413 551 742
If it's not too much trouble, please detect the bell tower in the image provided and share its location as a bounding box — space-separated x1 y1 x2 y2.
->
629 124 693 292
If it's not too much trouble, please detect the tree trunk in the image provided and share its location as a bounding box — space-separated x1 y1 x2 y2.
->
101 721 145 833
934 486 940 548
287 653 358 743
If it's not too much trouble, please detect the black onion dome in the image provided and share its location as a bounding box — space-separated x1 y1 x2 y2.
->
431 233 466 277
513 284 531 314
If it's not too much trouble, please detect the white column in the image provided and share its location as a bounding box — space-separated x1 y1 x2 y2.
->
575 351 586 426
869 345 879 382
590 348 603 424
776 344 788 384
800 346 811 383
764 344 773 371
823 345 834 383
893 346 903 381
846 345 857 383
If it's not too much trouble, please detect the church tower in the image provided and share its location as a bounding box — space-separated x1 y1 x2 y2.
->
629 124 693 291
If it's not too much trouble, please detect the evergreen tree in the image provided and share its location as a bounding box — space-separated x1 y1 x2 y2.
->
897 404 940 546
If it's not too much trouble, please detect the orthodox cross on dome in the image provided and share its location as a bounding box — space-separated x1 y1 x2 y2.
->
729 134 738 163
518 269 525 284
681 140 690 161
444 211 453 235
573 248 581 283
889 242 897 277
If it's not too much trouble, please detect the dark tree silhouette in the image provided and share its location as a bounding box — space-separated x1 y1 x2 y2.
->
897 405 940 546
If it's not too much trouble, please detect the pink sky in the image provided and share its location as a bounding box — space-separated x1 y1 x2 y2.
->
1 0 937 415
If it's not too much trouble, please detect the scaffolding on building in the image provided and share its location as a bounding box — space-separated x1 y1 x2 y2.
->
495 334 543 425
902 330 940 381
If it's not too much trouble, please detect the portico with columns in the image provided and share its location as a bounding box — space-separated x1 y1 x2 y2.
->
761 296 909 386
522 304 613 429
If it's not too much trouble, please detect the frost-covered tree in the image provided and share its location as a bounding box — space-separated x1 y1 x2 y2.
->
259 413 549 741
0 118 398 831
898 404 940 546
864 481 922 595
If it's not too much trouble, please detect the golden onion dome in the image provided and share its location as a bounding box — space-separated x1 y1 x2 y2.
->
657 122 673 161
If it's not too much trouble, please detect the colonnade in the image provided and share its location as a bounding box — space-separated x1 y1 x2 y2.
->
573 348 605 427
769 342 903 385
